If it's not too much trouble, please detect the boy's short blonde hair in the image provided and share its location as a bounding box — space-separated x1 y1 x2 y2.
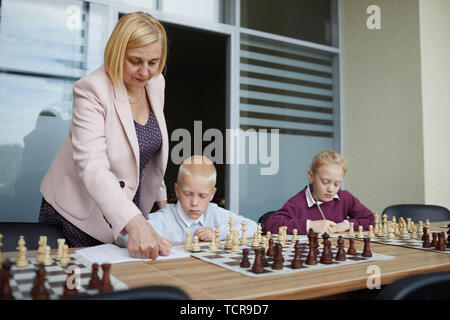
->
177 155 217 186
310 150 347 175
104 11 167 92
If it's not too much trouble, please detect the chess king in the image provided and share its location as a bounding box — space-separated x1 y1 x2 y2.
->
116 155 258 245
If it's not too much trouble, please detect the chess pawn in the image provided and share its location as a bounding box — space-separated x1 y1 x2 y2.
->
240 221 248 245
231 230 240 252
292 229 298 242
192 236 201 252
42 246 53 266
425 219 431 229
401 223 409 235
373 223 379 235
55 238 65 261
347 238 357 255
184 231 193 251
215 227 222 249
36 235 47 263
266 231 272 240
257 223 262 242
417 221 424 235
15 245 28 267
208 237 218 251
357 226 364 239
411 225 418 239
251 232 259 247
394 223 401 236
362 238 373 257
391 216 396 224
367 225 375 239
406 218 412 232
348 222 355 238
376 224 384 237
59 244 71 265
387 224 396 239
225 234 233 249
17 235 26 250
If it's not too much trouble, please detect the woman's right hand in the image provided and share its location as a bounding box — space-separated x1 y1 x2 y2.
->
125 214 171 259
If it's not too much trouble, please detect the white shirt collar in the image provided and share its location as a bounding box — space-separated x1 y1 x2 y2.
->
176 201 205 227
306 184 340 208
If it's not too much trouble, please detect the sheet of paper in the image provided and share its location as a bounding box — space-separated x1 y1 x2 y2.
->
75 244 190 264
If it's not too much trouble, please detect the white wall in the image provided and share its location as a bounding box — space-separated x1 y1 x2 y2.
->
419 0 450 210
341 0 425 212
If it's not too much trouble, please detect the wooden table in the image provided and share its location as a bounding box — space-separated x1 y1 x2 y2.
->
108 221 450 299
3 222 449 300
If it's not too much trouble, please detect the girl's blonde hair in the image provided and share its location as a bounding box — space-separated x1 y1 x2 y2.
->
310 150 348 174
104 12 167 92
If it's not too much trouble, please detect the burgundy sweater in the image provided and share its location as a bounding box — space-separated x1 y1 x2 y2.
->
263 186 374 235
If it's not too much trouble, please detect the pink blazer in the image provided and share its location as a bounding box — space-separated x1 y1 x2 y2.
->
40 66 169 244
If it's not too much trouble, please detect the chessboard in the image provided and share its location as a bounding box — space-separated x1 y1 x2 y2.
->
180 238 394 278
7 253 128 300
347 231 450 255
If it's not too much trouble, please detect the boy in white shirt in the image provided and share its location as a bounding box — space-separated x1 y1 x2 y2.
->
117 155 258 244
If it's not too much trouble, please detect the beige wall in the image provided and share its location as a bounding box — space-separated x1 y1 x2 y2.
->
341 0 425 213
419 0 450 210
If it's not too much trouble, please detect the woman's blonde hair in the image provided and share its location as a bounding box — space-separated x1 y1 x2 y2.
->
310 150 348 175
104 12 167 92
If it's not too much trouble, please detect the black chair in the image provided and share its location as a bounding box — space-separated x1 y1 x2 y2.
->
0 222 65 252
382 204 449 222
377 271 450 300
258 211 276 229
70 285 190 300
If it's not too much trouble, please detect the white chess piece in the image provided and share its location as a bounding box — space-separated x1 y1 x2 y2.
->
231 230 240 252
348 222 355 237
55 238 65 261
357 226 364 239
411 225 418 239
15 245 28 267
59 244 71 265
292 229 298 242
215 227 222 249
43 245 53 266
367 225 375 238
192 235 201 252
240 221 248 245
184 231 193 251
208 237 217 251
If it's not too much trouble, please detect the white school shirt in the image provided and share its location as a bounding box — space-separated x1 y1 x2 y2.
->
305 185 349 232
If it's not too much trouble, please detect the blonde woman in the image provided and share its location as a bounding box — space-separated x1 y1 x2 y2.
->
39 12 171 259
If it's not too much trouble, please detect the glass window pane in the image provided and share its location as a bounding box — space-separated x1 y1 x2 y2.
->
161 0 233 24
241 0 334 46
238 34 338 221
0 0 109 222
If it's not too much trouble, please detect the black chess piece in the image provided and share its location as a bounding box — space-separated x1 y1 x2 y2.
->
291 244 303 269
271 244 284 270
335 236 347 261
88 263 101 289
99 264 113 293
347 238 357 255
32 265 49 300
431 232 438 247
251 248 264 273
0 260 15 300
422 227 428 241
362 238 373 257
305 242 318 265
261 249 269 267
422 232 431 248
266 238 275 256
436 232 446 252
320 240 332 264
240 248 251 268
